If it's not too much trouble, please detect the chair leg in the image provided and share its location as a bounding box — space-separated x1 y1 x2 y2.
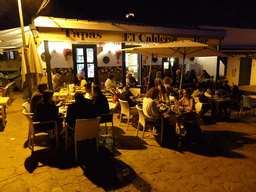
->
136 123 140 137
160 118 164 144
28 129 31 148
141 125 146 142
55 128 59 149
75 140 78 162
65 125 68 151
127 115 130 131
105 122 108 134
31 133 35 153
96 137 99 155
2 106 6 127
119 113 122 126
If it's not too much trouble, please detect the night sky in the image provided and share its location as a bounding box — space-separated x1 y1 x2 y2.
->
1 0 256 30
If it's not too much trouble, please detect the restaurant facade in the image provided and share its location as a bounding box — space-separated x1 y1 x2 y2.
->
30 16 228 89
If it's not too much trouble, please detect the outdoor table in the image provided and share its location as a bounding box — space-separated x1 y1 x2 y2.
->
211 98 232 121
0 97 9 127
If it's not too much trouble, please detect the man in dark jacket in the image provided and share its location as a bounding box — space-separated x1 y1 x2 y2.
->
66 92 97 128
92 85 110 115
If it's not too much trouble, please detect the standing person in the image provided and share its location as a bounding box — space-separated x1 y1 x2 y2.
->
66 92 97 128
105 74 116 93
33 90 62 134
92 85 110 115
30 83 48 113
127 73 137 87
76 74 87 91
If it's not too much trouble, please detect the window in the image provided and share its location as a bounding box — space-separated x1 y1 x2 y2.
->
6 51 15 60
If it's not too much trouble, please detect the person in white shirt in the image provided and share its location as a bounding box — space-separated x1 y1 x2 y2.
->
105 74 116 93
143 87 164 121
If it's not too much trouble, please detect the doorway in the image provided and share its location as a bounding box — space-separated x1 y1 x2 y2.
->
72 44 98 84
239 57 252 86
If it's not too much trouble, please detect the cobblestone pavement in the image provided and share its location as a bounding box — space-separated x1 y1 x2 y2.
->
1 91 256 192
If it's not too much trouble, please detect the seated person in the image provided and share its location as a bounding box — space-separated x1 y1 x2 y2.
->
33 90 62 134
118 86 137 107
84 83 92 99
66 92 97 128
170 92 179 105
92 85 110 115
158 85 169 103
192 83 203 98
76 74 87 91
177 88 195 111
143 87 166 121
204 88 214 98
220 80 231 97
105 74 116 94
30 83 48 114
127 73 137 88
230 85 242 109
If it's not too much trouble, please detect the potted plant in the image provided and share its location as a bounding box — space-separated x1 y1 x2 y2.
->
63 49 72 60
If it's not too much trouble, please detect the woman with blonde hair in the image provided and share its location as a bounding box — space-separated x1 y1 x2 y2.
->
76 74 87 91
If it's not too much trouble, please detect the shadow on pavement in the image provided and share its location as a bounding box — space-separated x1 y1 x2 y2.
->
173 130 256 158
24 140 143 191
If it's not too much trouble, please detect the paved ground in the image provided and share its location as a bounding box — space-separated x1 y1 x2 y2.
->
1 91 256 192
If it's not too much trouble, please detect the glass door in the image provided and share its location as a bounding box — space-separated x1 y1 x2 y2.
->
125 53 139 83
72 44 98 84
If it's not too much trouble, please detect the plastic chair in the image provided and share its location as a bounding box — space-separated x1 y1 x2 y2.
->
136 105 163 143
119 99 137 130
22 102 31 113
22 109 58 153
65 117 101 162
240 95 256 116
130 88 141 96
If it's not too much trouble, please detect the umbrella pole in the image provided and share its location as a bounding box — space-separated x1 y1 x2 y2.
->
179 55 186 99
147 58 152 93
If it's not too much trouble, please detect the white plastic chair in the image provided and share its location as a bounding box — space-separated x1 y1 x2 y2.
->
22 102 31 113
22 109 58 153
240 95 256 116
65 117 101 162
130 88 141 96
119 99 137 130
136 105 163 143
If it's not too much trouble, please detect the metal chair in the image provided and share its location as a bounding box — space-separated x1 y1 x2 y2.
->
22 109 58 153
119 99 137 130
65 117 101 162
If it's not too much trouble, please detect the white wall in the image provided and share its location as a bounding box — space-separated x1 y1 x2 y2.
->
250 59 256 85
226 55 240 86
183 57 218 79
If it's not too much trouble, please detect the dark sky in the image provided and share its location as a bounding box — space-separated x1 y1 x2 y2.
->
1 0 256 30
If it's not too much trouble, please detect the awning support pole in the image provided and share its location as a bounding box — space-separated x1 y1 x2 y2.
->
18 0 32 100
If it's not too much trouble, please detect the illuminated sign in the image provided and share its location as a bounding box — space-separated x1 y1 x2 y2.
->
124 33 176 43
